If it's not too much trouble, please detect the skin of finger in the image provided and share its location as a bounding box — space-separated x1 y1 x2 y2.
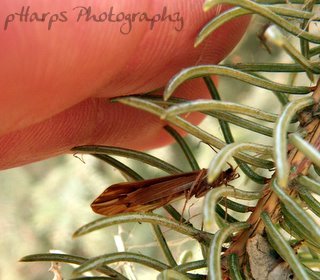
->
0 78 213 170
94 2 249 97
0 0 145 134
0 0 250 136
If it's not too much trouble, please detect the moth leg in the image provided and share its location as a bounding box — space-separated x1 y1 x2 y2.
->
187 169 206 199
181 169 206 222
179 190 189 223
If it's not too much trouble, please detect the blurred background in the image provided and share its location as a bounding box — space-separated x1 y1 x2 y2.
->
0 16 306 279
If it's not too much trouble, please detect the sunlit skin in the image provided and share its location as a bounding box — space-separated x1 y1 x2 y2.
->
0 1 250 170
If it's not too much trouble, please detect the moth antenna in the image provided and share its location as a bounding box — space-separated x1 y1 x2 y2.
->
227 162 233 169
257 23 272 54
73 153 86 164
198 141 218 154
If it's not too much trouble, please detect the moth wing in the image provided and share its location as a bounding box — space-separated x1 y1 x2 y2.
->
91 170 201 216
127 172 199 205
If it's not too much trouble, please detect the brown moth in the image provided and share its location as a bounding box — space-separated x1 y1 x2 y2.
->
91 167 238 216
